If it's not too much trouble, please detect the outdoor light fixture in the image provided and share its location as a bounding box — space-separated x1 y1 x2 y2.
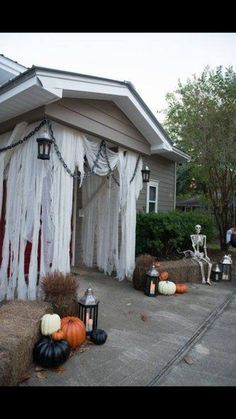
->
78 286 99 335
141 166 150 183
220 255 232 281
144 263 159 297
211 263 222 282
37 126 53 160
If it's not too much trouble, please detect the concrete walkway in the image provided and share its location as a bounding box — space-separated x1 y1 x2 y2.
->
21 268 236 386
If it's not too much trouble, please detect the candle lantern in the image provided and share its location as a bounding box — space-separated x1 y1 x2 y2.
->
141 166 151 183
211 264 222 282
220 255 232 281
37 126 53 160
78 286 99 335
144 263 159 297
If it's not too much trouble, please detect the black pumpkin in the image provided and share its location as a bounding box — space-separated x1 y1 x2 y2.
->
90 329 107 345
33 337 71 368
230 233 236 248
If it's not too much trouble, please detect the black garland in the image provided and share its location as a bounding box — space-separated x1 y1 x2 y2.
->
0 119 141 186
0 119 47 153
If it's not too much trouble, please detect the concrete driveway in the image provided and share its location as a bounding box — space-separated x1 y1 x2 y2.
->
21 268 236 386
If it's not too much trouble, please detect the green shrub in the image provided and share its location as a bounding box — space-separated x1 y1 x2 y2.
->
136 211 214 259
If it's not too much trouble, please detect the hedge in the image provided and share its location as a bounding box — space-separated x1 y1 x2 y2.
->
136 211 214 259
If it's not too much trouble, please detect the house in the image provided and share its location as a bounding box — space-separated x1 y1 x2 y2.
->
0 55 189 301
176 196 203 212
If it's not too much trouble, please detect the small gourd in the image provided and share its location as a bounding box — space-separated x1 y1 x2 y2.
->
51 329 65 341
41 314 61 336
158 280 176 295
90 329 107 345
175 283 188 294
160 271 169 281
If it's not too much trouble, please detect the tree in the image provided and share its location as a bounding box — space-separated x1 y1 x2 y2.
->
164 66 236 250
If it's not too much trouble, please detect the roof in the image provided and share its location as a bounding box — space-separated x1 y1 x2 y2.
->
0 61 190 163
0 54 27 86
176 197 202 207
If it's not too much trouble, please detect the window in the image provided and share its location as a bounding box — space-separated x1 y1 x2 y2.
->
146 181 159 213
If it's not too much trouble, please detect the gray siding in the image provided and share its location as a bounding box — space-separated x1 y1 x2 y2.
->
74 182 83 267
45 98 150 155
137 154 176 213
0 106 45 135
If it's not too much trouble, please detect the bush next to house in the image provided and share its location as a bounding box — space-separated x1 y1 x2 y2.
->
136 211 214 259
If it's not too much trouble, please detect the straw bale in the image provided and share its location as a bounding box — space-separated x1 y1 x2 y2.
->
133 257 204 291
0 300 53 386
159 258 203 283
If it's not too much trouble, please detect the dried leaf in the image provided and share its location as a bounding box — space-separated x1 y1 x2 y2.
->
184 356 193 365
79 347 90 353
53 367 65 373
35 366 47 372
19 373 32 383
36 371 46 379
140 313 148 322
86 340 95 345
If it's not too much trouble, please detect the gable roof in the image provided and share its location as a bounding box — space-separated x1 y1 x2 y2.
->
0 54 27 86
0 62 190 162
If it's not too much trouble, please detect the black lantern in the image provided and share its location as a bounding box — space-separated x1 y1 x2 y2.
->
144 263 159 297
220 255 232 281
37 127 53 160
78 286 99 335
141 166 150 183
211 264 222 282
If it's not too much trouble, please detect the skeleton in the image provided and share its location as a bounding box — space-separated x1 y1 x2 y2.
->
190 224 212 285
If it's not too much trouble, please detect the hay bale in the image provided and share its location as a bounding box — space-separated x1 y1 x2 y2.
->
133 255 157 291
159 258 205 283
0 350 12 386
0 300 53 386
133 255 208 291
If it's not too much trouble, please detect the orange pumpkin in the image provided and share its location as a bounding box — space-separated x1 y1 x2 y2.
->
61 316 86 350
175 283 188 294
160 271 169 281
51 329 65 341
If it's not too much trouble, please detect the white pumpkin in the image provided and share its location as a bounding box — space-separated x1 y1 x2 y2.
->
158 280 176 296
41 314 61 336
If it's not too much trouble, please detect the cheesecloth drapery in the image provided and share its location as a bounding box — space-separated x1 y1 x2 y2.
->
0 120 143 300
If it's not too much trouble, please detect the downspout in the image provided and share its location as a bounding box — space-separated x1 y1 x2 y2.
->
173 162 176 209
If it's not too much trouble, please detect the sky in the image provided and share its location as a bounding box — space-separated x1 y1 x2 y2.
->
1 32 236 123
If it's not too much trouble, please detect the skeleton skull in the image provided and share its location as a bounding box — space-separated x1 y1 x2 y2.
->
195 224 201 234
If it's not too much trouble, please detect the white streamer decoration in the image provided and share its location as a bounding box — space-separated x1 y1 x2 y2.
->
0 120 143 301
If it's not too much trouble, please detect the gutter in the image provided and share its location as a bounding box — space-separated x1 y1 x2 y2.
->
125 81 173 146
0 66 172 145
0 67 40 93
0 65 189 161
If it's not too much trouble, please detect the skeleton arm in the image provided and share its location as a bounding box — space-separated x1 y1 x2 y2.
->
191 234 198 253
